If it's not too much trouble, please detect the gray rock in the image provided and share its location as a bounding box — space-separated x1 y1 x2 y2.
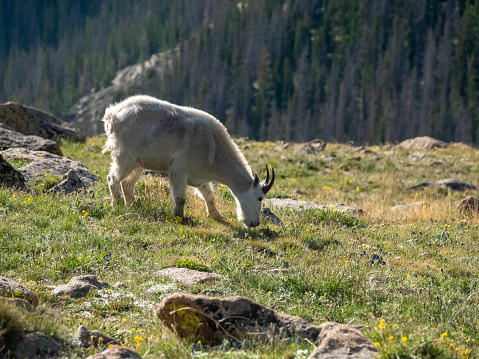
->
49 170 85 194
0 101 85 142
74 325 119 348
296 140 325 155
399 136 448 150
391 201 427 212
157 267 221 286
13 332 63 359
409 178 477 192
265 198 363 214
0 276 38 305
309 322 377 358
52 275 110 298
1 148 98 187
113 282 127 289
154 293 376 358
458 196 479 213
0 125 62 155
86 345 142 359
261 207 284 227
0 154 26 189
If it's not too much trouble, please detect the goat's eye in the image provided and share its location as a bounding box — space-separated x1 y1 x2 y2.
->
258 197 263 201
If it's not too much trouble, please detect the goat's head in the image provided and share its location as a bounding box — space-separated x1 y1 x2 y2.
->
235 165 275 228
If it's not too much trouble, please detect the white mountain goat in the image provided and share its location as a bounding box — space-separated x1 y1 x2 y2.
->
102 95 275 227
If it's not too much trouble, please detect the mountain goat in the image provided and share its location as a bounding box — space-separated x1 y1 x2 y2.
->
102 95 275 227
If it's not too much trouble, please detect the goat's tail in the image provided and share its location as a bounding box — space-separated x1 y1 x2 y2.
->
101 107 116 154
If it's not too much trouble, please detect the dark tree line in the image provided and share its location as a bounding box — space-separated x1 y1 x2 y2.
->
1 0 479 144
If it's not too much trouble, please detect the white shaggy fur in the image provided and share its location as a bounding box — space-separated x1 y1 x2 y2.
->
102 95 273 227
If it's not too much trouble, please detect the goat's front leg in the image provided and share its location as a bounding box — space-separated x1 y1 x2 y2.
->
196 182 223 221
169 170 187 220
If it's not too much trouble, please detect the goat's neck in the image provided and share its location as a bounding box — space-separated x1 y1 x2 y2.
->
213 154 252 195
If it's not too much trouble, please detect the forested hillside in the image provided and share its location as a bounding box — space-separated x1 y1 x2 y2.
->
1 0 479 144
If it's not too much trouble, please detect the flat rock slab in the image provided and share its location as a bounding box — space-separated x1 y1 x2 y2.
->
86 345 142 359
157 267 221 286
0 276 38 305
1 148 98 187
75 325 119 348
409 178 477 192
154 292 377 359
0 154 26 189
391 201 427 212
0 101 85 142
399 136 448 150
0 125 62 155
265 198 363 214
13 332 63 359
52 275 110 298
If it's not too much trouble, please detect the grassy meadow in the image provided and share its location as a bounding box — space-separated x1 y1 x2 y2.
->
1 136 478 358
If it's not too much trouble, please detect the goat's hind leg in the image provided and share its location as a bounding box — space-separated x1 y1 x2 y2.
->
107 157 137 206
121 166 143 206
196 182 223 222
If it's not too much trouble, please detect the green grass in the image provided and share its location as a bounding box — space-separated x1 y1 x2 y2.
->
0 138 478 358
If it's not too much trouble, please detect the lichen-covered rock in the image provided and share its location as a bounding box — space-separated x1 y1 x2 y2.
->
52 275 109 298
86 345 142 359
265 198 363 214
409 178 477 192
13 332 63 359
154 292 321 345
0 125 62 155
261 207 284 227
0 101 85 142
0 276 38 305
157 267 221 286
74 325 119 348
1 148 98 187
0 154 25 189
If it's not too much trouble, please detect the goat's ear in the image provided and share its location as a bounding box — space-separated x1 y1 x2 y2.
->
253 172 260 188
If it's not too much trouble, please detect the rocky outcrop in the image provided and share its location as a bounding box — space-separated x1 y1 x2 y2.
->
0 101 85 142
86 345 142 359
295 139 326 155
65 50 177 137
0 154 26 189
52 275 109 298
157 268 221 286
0 148 98 187
0 276 38 305
399 136 448 150
0 124 62 155
154 293 377 358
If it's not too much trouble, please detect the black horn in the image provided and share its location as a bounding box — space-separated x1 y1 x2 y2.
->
262 165 275 194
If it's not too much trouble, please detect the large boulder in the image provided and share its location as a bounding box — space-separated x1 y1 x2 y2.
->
399 136 448 150
409 178 477 192
0 148 98 187
49 170 86 194
52 275 109 298
0 101 85 142
154 293 377 358
0 124 62 155
0 276 38 305
0 154 26 189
